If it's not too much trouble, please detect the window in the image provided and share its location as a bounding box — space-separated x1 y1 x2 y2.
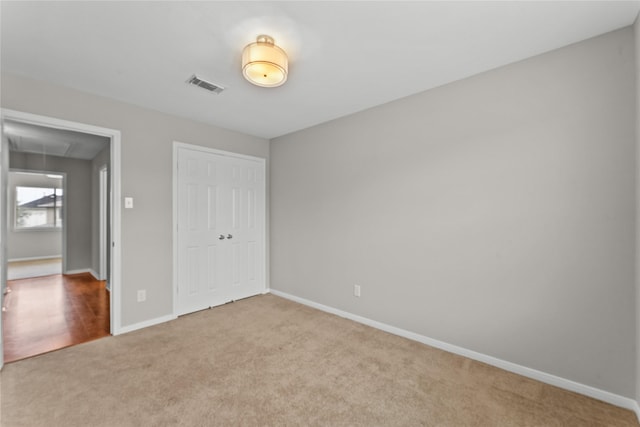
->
15 186 64 229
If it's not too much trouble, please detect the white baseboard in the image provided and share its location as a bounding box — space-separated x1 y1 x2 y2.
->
64 268 91 275
88 269 100 280
116 314 177 335
8 255 61 262
269 289 637 413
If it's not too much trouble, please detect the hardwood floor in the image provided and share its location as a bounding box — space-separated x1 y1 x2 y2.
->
2 273 110 363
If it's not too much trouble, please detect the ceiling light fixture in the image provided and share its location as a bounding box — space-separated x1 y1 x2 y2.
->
242 35 288 88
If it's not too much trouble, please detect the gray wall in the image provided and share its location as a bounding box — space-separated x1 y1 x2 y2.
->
635 13 640 407
91 144 110 279
271 28 636 397
10 153 92 272
7 171 62 260
1 73 270 327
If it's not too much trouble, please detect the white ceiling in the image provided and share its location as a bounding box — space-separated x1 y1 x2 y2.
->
2 1 639 139
5 120 109 160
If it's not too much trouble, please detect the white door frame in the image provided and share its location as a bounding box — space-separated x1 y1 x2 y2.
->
172 141 267 317
0 116 8 369
0 109 123 336
99 165 108 282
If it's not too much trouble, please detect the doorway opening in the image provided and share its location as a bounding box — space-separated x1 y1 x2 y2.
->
0 109 122 365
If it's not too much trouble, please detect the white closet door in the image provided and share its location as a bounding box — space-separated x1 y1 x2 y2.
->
176 146 265 316
227 157 266 301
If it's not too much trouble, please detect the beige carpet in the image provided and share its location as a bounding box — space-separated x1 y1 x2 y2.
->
1 294 637 426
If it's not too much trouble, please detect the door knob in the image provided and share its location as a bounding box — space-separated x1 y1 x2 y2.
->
218 235 225 240
227 234 233 239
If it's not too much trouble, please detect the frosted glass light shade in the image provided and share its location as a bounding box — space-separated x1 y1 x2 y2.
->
242 35 288 87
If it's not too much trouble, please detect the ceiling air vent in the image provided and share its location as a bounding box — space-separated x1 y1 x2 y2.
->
186 74 225 94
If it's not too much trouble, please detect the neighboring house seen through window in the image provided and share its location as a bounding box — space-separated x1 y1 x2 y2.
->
15 186 63 229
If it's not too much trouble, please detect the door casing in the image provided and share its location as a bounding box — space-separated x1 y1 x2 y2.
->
99 165 108 282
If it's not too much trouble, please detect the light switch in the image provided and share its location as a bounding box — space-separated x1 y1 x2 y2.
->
124 197 134 209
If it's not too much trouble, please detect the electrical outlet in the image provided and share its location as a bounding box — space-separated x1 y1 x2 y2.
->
137 289 146 302
354 284 361 298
